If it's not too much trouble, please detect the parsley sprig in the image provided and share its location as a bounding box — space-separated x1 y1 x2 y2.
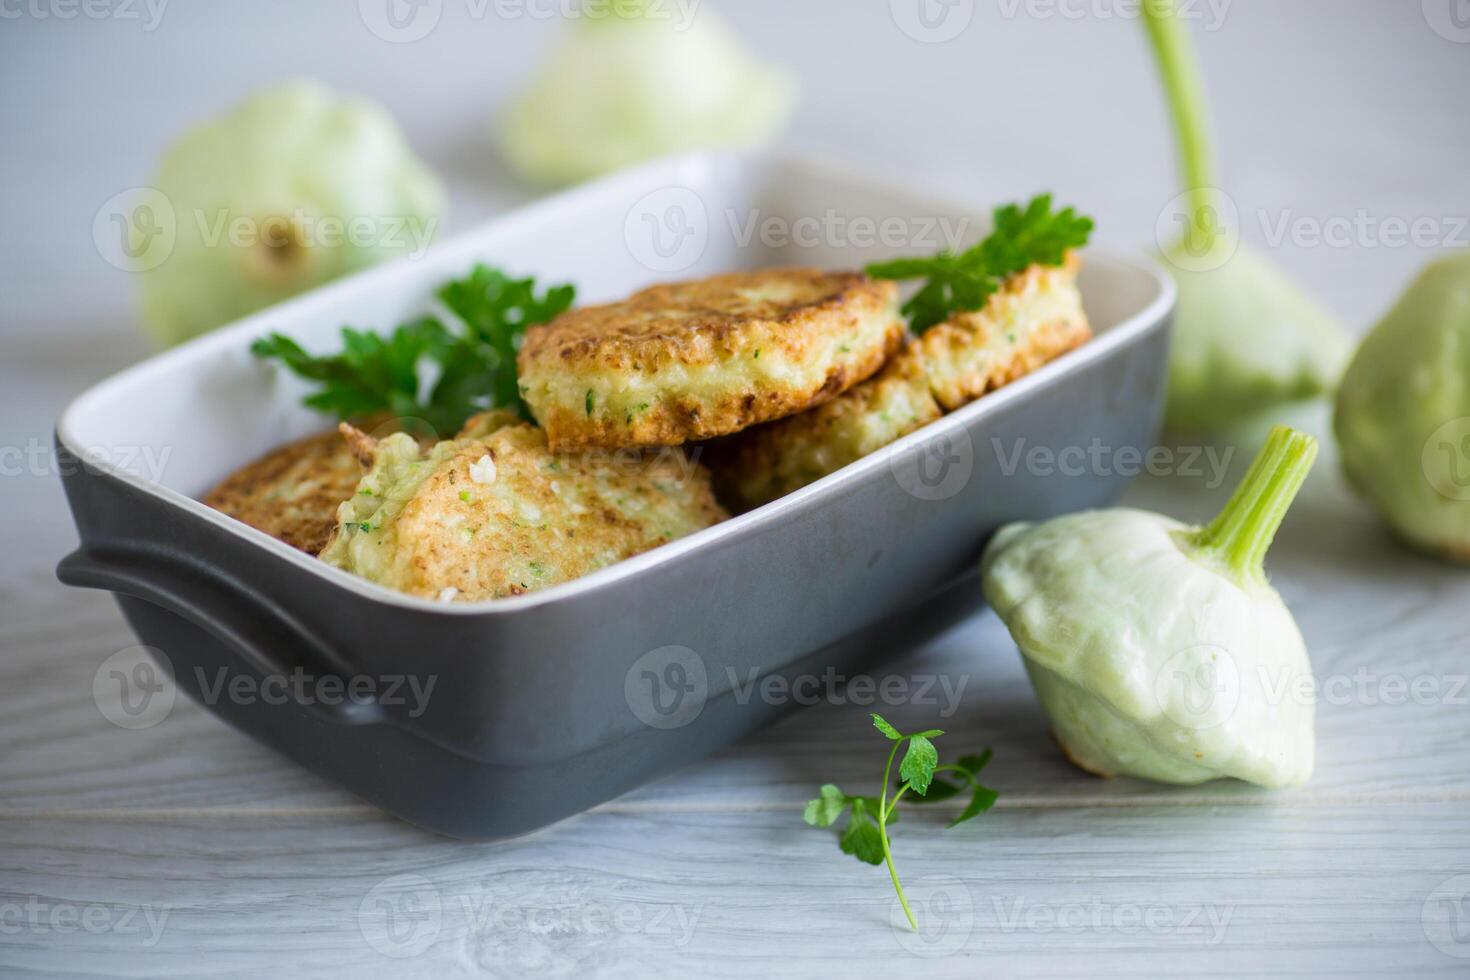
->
867 193 1094 332
804 713 998 931
251 265 574 436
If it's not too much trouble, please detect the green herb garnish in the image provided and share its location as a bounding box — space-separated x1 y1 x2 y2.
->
804 713 997 931
251 264 574 436
436 266 575 421
867 194 1093 332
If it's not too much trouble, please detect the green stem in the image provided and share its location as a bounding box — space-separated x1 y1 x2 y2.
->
1189 425 1318 582
1140 0 1219 246
931 763 974 783
884 786 909 822
879 741 918 931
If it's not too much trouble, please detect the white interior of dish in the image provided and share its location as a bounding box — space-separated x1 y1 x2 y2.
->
58 150 1173 605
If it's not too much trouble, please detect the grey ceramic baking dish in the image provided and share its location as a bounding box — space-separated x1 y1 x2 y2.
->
56 151 1175 839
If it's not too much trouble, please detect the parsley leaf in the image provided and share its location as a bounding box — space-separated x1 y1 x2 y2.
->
871 713 902 741
252 264 575 436
805 719 999 932
437 265 575 419
802 784 850 828
838 799 886 866
900 747 999 827
867 193 1094 332
952 781 1000 828
898 733 939 796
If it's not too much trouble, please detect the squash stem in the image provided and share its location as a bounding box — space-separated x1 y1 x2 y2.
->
1191 425 1318 581
1141 0 1219 247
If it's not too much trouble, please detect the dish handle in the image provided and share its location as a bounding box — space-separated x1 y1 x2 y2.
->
57 545 383 726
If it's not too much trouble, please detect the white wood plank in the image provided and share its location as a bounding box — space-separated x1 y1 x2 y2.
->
3 805 1468 978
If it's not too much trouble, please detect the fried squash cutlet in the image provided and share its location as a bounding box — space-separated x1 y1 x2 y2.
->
914 255 1088 412
202 427 369 554
319 412 728 602
711 257 1090 510
712 346 943 509
517 268 904 452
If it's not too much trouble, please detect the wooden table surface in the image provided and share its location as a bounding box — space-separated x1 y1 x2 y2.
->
3 3 1469 976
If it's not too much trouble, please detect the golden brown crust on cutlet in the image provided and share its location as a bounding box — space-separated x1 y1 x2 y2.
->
517 268 904 451
708 257 1091 510
708 345 942 511
319 413 728 601
917 254 1088 412
202 428 366 554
